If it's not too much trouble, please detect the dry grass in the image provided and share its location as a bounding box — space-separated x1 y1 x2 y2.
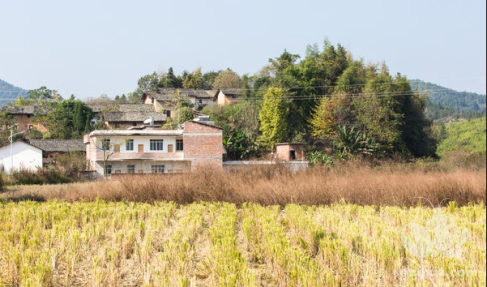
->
3 161 485 207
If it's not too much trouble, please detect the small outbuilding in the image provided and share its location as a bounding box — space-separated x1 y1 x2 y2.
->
276 143 305 161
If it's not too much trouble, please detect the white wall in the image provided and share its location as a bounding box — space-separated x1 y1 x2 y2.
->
97 136 182 153
0 142 43 174
94 160 190 175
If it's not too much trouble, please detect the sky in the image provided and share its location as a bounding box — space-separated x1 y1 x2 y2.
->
0 0 485 99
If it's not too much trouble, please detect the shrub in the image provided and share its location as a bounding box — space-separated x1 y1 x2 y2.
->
10 167 71 185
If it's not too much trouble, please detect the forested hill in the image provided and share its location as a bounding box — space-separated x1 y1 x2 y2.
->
0 79 27 105
410 79 486 112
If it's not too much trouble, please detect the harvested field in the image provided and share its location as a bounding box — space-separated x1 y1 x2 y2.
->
0 200 485 286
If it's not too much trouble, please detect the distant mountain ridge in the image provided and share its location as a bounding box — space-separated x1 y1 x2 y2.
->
0 79 28 105
409 79 486 112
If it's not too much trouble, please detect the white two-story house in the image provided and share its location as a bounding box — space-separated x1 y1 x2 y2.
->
84 121 223 178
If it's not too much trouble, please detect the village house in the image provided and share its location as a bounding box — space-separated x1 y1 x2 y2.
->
142 88 218 116
103 110 167 129
216 88 242 106
29 139 85 165
84 120 223 178
0 106 48 132
0 141 43 174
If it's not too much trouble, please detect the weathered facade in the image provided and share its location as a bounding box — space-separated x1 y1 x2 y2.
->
142 88 218 116
0 106 48 132
29 139 85 165
216 88 242 106
84 121 223 178
276 143 305 161
103 111 166 129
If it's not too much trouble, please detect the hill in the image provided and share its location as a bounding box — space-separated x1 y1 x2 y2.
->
0 79 27 105
435 116 486 156
410 79 486 113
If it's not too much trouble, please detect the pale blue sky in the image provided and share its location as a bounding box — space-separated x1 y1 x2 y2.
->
0 0 485 98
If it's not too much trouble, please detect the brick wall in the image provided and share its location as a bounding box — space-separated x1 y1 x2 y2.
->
276 143 305 161
183 121 223 170
4 114 47 132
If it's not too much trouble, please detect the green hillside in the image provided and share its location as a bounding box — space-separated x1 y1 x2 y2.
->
435 116 486 156
0 79 27 105
410 79 486 113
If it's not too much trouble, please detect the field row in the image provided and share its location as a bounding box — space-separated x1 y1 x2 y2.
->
0 200 485 286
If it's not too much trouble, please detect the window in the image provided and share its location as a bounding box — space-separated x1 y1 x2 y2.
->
166 110 171 118
27 114 31 118
132 122 137 126
127 165 135 174
101 139 110 150
105 165 112 175
150 139 163 151
126 139 134 151
176 139 183 151
151 165 164 174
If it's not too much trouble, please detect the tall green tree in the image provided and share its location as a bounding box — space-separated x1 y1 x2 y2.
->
164 67 180 88
43 99 93 139
259 87 288 148
182 68 203 89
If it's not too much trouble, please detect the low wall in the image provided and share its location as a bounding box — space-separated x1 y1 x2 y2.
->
223 161 309 172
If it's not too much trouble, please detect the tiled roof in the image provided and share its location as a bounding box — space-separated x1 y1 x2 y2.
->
85 104 105 112
144 88 218 101
29 139 85 152
103 111 167 122
219 88 242 95
119 104 155 112
0 105 48 115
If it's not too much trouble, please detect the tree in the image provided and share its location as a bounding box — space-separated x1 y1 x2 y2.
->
212 69 241 90
163 107 194 129
223 126 259 160
310 96 341 138
94 136 126 179
202 70 221 90
259 87 288 149
0 111 15 146
164 67 180 88
182 68 203 89
43 99 93 139
131 72 161 99
162 90 194 129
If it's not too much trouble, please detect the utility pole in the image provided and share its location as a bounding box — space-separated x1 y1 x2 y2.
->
8 126 26 175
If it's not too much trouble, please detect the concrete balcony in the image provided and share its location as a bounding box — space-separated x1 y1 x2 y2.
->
94 151 185 161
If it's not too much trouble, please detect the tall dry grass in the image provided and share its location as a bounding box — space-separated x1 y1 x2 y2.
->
4 160 485 207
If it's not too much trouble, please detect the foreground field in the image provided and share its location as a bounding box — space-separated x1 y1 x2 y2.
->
0 200 485 286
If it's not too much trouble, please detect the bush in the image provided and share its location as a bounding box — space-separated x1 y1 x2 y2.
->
0 173 4 192
10 167 71 185
56 151 87 177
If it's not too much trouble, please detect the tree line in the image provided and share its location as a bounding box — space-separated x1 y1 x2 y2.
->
4 39 466 160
